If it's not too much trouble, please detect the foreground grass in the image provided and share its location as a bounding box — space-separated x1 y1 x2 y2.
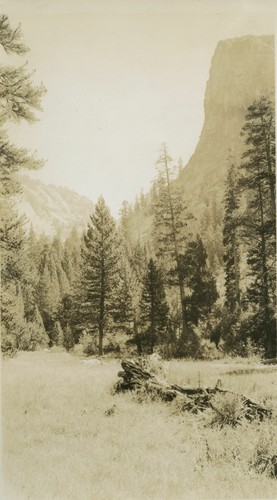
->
2 351 277 499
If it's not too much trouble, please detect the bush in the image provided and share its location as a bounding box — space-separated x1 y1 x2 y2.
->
251 427 277 478
1 314 49 353
139 353 169 380
104 334 121 354
17 325 31 351
17 322 49 351
74 332 98 356
213 308 267 359
52 321 64 346
209 393 246 427
26 322 49 351
198 339 224 360
158 342 178 360
104 332 131 356
63 324 75 351
1 326 17 357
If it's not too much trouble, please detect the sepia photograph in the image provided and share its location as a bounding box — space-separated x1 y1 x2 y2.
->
1 0 276 498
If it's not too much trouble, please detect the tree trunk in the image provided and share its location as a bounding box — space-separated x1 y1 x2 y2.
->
99 256 105 357
98 323 103 356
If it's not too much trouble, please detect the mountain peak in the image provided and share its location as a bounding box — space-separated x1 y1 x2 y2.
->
179 34 274 211
17 174 94 239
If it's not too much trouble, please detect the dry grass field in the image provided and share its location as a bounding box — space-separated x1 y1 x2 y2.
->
1 351 277 500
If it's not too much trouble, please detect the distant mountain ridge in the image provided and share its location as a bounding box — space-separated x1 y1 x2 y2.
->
17 174 94 238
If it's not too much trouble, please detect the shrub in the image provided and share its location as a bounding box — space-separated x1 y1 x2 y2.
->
104 332 131 356
17 321 49 351
217 310 267 359
209 392 246 427
75 332 98 356
52 321 64 346
198 338 224 360
26 322 49 351
104 334 121 355
140 353 169 380
63 324 75 351
158 342 178 360
250 426 277 478
17 325 31 351
1 325 17 357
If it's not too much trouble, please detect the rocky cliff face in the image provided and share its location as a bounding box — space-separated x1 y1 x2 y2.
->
178 35 275 215
124 34 274 280
17 174 94 238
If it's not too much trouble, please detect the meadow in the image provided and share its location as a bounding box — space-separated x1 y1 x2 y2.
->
2 350 277 500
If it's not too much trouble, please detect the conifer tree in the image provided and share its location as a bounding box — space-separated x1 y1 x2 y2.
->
0 15 46 198
82 197 120 355
21 227 40 321
60 230 85 343
50 233 70 296
239 96 276 357
122 239 150 343
63 324 75 350
242 96 275 219
199 197 224 271
62 228 82 286
0 16 46 351
112 256 135 333
139 258 169 353
119 200 132 247
181 236 218 326
1 201 26 285
153 143 192 341
223 164 241 312
26 305 49 350
52 321 64 346
1 284 27 349
36 243 60 333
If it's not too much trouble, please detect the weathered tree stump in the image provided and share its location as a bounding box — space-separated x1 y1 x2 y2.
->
115 359 272 422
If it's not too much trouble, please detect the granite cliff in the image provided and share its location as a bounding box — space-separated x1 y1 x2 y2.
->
178 35 275 216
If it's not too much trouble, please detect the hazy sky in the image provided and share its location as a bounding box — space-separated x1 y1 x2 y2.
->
3 0 276 216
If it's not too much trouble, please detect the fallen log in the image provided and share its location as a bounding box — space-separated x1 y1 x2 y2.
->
115 359 272 422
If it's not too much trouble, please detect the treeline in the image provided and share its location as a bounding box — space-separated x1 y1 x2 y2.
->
1 195 218 358
1 16 275 359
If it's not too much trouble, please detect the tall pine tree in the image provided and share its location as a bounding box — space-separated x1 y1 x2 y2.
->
0 16 46 352
153 143 192 343
239 96 276 357
82 197 120 355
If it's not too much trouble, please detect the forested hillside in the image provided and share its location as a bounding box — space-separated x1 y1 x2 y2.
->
1 17 275 361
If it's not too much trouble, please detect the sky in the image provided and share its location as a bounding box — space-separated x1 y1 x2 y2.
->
2 0 276 216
